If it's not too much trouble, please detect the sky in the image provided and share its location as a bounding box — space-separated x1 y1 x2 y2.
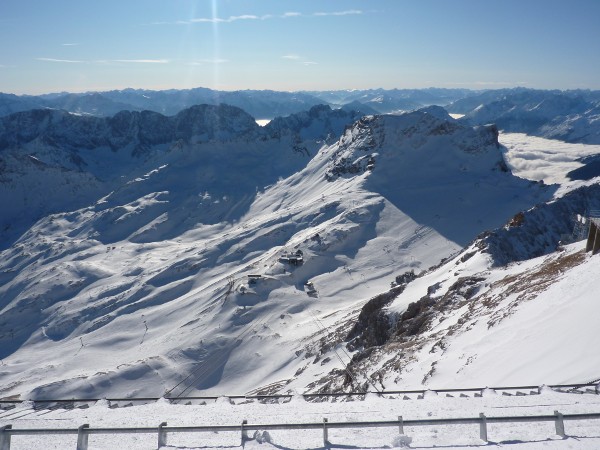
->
1 0 599 95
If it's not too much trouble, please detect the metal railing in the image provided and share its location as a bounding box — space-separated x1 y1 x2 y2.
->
2 411 600 449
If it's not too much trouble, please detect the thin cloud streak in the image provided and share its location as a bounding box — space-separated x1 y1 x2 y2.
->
155 10 363 26
36 57 83 63
61 43 80 46
313 10 362 17
190 14 258 24
282 54 301 60
37 58 170 65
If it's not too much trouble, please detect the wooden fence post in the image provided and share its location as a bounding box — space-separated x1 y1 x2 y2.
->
76 424 89 450
323 418 329 447
398 415 404 434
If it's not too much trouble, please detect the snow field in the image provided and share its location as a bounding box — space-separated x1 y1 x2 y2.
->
3 389 600 449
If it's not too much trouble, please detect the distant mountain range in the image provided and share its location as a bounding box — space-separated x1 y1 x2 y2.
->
3 87 600 145
0 87 474 119
448 88 600 144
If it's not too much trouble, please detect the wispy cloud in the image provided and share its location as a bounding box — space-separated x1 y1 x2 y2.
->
282 54 318 66
113 59 169 64
36 57 83 63
313 10 362 17
61 43 79 47
154 10 363 26
190 14 259 24
36 57 169 65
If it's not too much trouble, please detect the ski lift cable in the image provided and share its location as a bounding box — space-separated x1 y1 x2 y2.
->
309 311 362 392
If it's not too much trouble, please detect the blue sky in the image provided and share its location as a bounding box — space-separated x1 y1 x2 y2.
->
1 0 599 94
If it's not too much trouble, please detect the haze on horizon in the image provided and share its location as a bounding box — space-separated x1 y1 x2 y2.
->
1 0 599 95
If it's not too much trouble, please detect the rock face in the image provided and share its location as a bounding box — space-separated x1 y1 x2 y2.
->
264 104 363 142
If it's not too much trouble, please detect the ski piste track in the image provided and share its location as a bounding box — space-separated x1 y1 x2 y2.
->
1 383 599 418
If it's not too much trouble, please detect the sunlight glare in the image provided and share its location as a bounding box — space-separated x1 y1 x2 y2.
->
211 0 221 92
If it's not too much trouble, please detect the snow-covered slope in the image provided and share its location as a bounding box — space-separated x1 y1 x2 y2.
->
309 133 600 392
0 106 552 400
333 238 600 392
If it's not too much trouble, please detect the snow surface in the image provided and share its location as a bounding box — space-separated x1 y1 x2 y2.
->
382 242 600 388
3 390 600 449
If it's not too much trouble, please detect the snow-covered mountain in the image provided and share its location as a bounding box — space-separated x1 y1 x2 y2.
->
319 201 600 392
0 104 363 250
0 103 561 400
306 137 600 393
309 88 475 113
0 88 328 119
450 88 600 144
